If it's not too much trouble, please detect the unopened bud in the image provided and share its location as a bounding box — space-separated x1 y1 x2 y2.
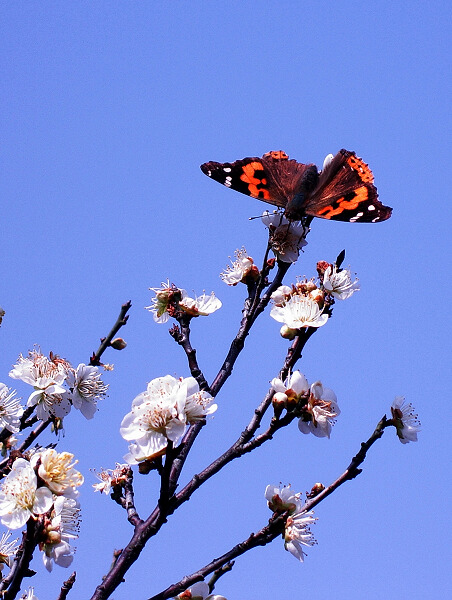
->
246 264 260 282
307 482 325 499
316 261 331 277
110 338 127 350
309 289 324 305
266 258 276 269
280 325 297 339
305 280 317 292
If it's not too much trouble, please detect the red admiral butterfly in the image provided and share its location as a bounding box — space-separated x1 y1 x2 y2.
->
200 149 392 223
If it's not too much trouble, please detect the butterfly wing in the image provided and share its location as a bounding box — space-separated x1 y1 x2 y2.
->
303 149 392 223
200 151 317 209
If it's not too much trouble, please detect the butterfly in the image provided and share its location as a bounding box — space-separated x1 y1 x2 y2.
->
200 149 392 223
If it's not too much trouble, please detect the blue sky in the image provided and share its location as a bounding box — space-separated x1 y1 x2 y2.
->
0 2 450 599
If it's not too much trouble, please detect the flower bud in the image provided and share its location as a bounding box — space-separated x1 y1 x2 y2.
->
309 289 324 305
307 482 325 499
110 338 127 350
316 261 331 278
280 325 297 339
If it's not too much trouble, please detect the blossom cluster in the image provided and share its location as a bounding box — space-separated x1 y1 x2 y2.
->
271 370 340 438
269 261 359 336
147 280 222 323
121 375 217 465
7 348 108 423
0 449 82 572
265 484 317 562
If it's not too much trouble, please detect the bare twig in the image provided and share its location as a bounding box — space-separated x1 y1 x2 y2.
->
56 572 77 600
90 301 132 366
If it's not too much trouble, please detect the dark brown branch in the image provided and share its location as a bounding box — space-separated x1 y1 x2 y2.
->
149 412 391 600
147 514 286 600
0 518 42 598
302 415 392 512
56 572 76 600
90 301 132 366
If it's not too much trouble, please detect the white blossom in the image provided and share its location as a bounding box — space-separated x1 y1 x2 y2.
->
270 295 328 331
120 375 189 464
66 364 108 419
40 496 80 572
146 280 185 323
0 458 53 529
30 449 83 499
262 212 308 263
271 371 309 408
298 382 340 438
270 285 292 306
323 265 360 300
284 508 317 562
265 484 303 514
220 248 255 286
0 531 19 570
184 378 217 423
179 292 222 317
92 464 129 495
0 383 23 433
27 373 71 421
21 588 39 600
391 396 420 444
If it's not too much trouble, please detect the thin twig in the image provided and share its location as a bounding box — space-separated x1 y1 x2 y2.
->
56 572 77 600
90 301 132 366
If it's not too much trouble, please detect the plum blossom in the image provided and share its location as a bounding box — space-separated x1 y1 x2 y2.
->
323 264 360 300
271 371 309 410
265 484 302 514
262 212 308 263
66 364 108 419
0 531 19 571
284 508 317 562
146 280 185 323
121 375 216 465
176 581 227 599
391 396 420 444
92 464 129 495
0 458 53 529
9 349 71 421
21 588 39 600
30 449 83 499
220 248 256 286
298 382 340 438
270 295 328 331
265 484 316 562
0 383 23 433
39 496 80 571
179 292 222 317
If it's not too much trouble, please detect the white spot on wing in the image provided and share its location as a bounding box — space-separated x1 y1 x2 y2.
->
368 205 376 211
223 167 232 173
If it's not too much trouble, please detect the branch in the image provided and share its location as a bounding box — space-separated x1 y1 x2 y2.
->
302 415 393 512
56 572 76 600
147 513 286 600
0 518 42 598
90 301 132 366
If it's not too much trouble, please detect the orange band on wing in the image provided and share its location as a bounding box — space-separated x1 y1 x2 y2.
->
346 155 374 183
317 186 369 218
240 162 271 199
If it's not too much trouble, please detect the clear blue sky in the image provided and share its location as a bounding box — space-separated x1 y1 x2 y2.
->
0 2 450 599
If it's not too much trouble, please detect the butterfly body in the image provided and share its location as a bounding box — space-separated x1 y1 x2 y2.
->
200 149 392 223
